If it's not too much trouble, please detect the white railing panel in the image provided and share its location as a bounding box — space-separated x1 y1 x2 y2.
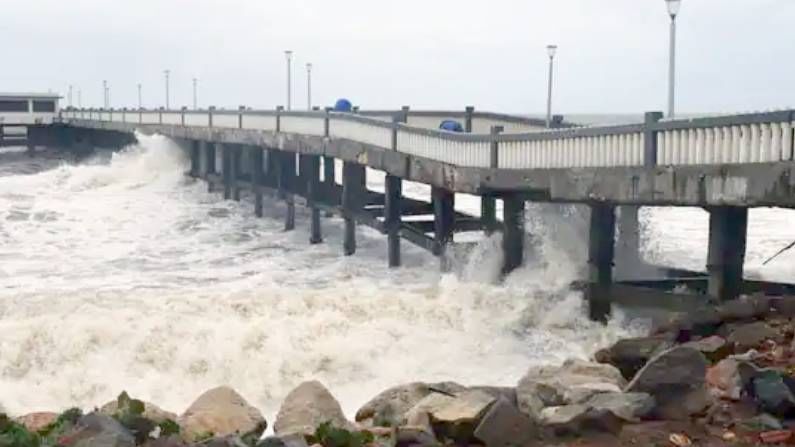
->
281 115 325 136
184 113 209 127
242 114 277 132
471 117 547 134
162 112 182 126
497 132 644 169
213 114 239 129
397 130 490 167
330 118 392 149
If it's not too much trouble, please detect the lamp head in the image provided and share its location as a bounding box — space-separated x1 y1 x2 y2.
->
666 0 681 18
546 45 558 58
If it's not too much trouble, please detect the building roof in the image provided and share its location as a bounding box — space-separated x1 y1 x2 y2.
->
0 92 61 100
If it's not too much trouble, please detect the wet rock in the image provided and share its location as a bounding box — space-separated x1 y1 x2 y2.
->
355 381 464 427
583 392 655 422
256 433 309 447
428 390 495 442
706 358 744 400
14 412 59 432
750 370 795 418
58 412 135 447
682 336 731 363
141 435 190 447
517 359 626 420
739 413 783 432
468 386 517 407
539 405 623 435
178 386 266 442
594 335 674 380
273 380 352 437
473 398 539 447
771 297 795 317
395 426 438 447
101 399 177 424
625 346 710 420
718 296 771 322
726 321 778 352
682 307 723 337
403 392 454 433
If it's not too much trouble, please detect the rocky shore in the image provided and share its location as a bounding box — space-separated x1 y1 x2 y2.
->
4 295 795 447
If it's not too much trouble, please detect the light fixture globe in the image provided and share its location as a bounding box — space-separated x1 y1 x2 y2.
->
666 0 681 17
546 44 558 58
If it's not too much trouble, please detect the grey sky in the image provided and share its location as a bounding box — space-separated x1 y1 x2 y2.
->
2 0 792 114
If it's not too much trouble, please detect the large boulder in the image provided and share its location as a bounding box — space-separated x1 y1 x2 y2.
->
101 399 177 424
706 358 744 400
726 321 778 352
517 359 626 420
257 433 309 447
594 336 674 380
427 390 496 442
625 347 710 420
583 392 655 422
749 370 795 418
539 405 623 435
14 412 59 432
717 296 771 322
57 413 135 447
273 381 352 436
682 336 731 363
178 386 266 442
355 381 464 427
473 398 540 447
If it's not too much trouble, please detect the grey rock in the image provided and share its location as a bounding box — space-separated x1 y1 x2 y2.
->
474 398 539 447
468 386 517 407
355 381 464 427
594 335 674 380
273 380 353 436
583 392 655 422
771 297 795 317
517 359 626 420
256 433 309 447
625 346 710 420
178 386 266 442
682 336 731 363
428 390 496 443
64 413 136 447
750 369 795 418
539 405 623 435
682 307 723 337
739 413 783 432
395 426 439 447
726 321 778 352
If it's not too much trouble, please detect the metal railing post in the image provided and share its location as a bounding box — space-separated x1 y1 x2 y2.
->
490 126 504 168
209 106 215 128
324 107 331 138
465 106 475 133
181 106 187 126
238 105 245 129
158 107 163 125
643 111 664 168
276 106 284 132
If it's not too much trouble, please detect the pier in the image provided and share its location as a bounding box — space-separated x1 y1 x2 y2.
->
48 106 795 320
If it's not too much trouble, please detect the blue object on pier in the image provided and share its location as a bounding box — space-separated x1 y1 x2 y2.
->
334 99 353 112
439 120 464 132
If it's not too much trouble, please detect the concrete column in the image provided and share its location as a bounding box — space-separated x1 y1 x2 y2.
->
481 197 497 235
586 203 617 322
342 162 365 256
307 155 323 244
231 146 241 201
616 206 641 266
432 187 455 267
385 174 402 267
221 144 232 200
278 150 296 231
251 147 265 218
707 206 748 302
189 140 200 177
205 142 216 193
502 195 525 276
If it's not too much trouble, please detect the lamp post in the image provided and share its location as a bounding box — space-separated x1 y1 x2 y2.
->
306 63 313 111
164 70 171 109
68 85 73 108
545 44 558 128
137 83 142 109
77 89 82 108
192 78 198 110
285 50 293 110
102 80 108 108
666 0 681 118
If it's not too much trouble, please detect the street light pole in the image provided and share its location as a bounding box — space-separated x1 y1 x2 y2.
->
306 63 313 111
102 80 108 108
77 89 82 108
164 70 171 109
666 0 682 118
285 50 293 110
192 78 198 110
545 45 558 128
137 84 142 109
68 85 73 108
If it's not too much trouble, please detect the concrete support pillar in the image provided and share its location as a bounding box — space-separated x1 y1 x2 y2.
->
616 205 641 265
342 162 365 256
323 156 336 215
251 147 265 218
231 146 241 201
307 155 323 244
502 195 525 276
190 140 200 177
707 206 748 302
481 196 497 235
432 187 455 268
385 174 402 268
221 144 232 200
586 203 617 322
278 151 296 231
205 142 216 193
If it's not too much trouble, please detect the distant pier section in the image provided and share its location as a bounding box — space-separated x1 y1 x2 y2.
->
0 92 60 149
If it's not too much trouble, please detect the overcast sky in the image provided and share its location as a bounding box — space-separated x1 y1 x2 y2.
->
2 0 793 114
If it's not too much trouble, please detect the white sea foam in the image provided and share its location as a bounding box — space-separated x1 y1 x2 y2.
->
0 133 790 421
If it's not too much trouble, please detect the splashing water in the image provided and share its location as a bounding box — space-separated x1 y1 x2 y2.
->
0 133 663 419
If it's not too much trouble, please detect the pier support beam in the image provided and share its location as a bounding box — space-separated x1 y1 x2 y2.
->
385 174 402 267
707 206 748 302
502 195 525 276
617 206 641 266
432 187 455 270
278 151 296 231
481 196 497 235
204 142 216 192
251 146 264 217
307 155 323 244
323 156 336 217
586 203 616 322
342 162 366 256
231 146 241 201
189 140 200 177
221 144 232 200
